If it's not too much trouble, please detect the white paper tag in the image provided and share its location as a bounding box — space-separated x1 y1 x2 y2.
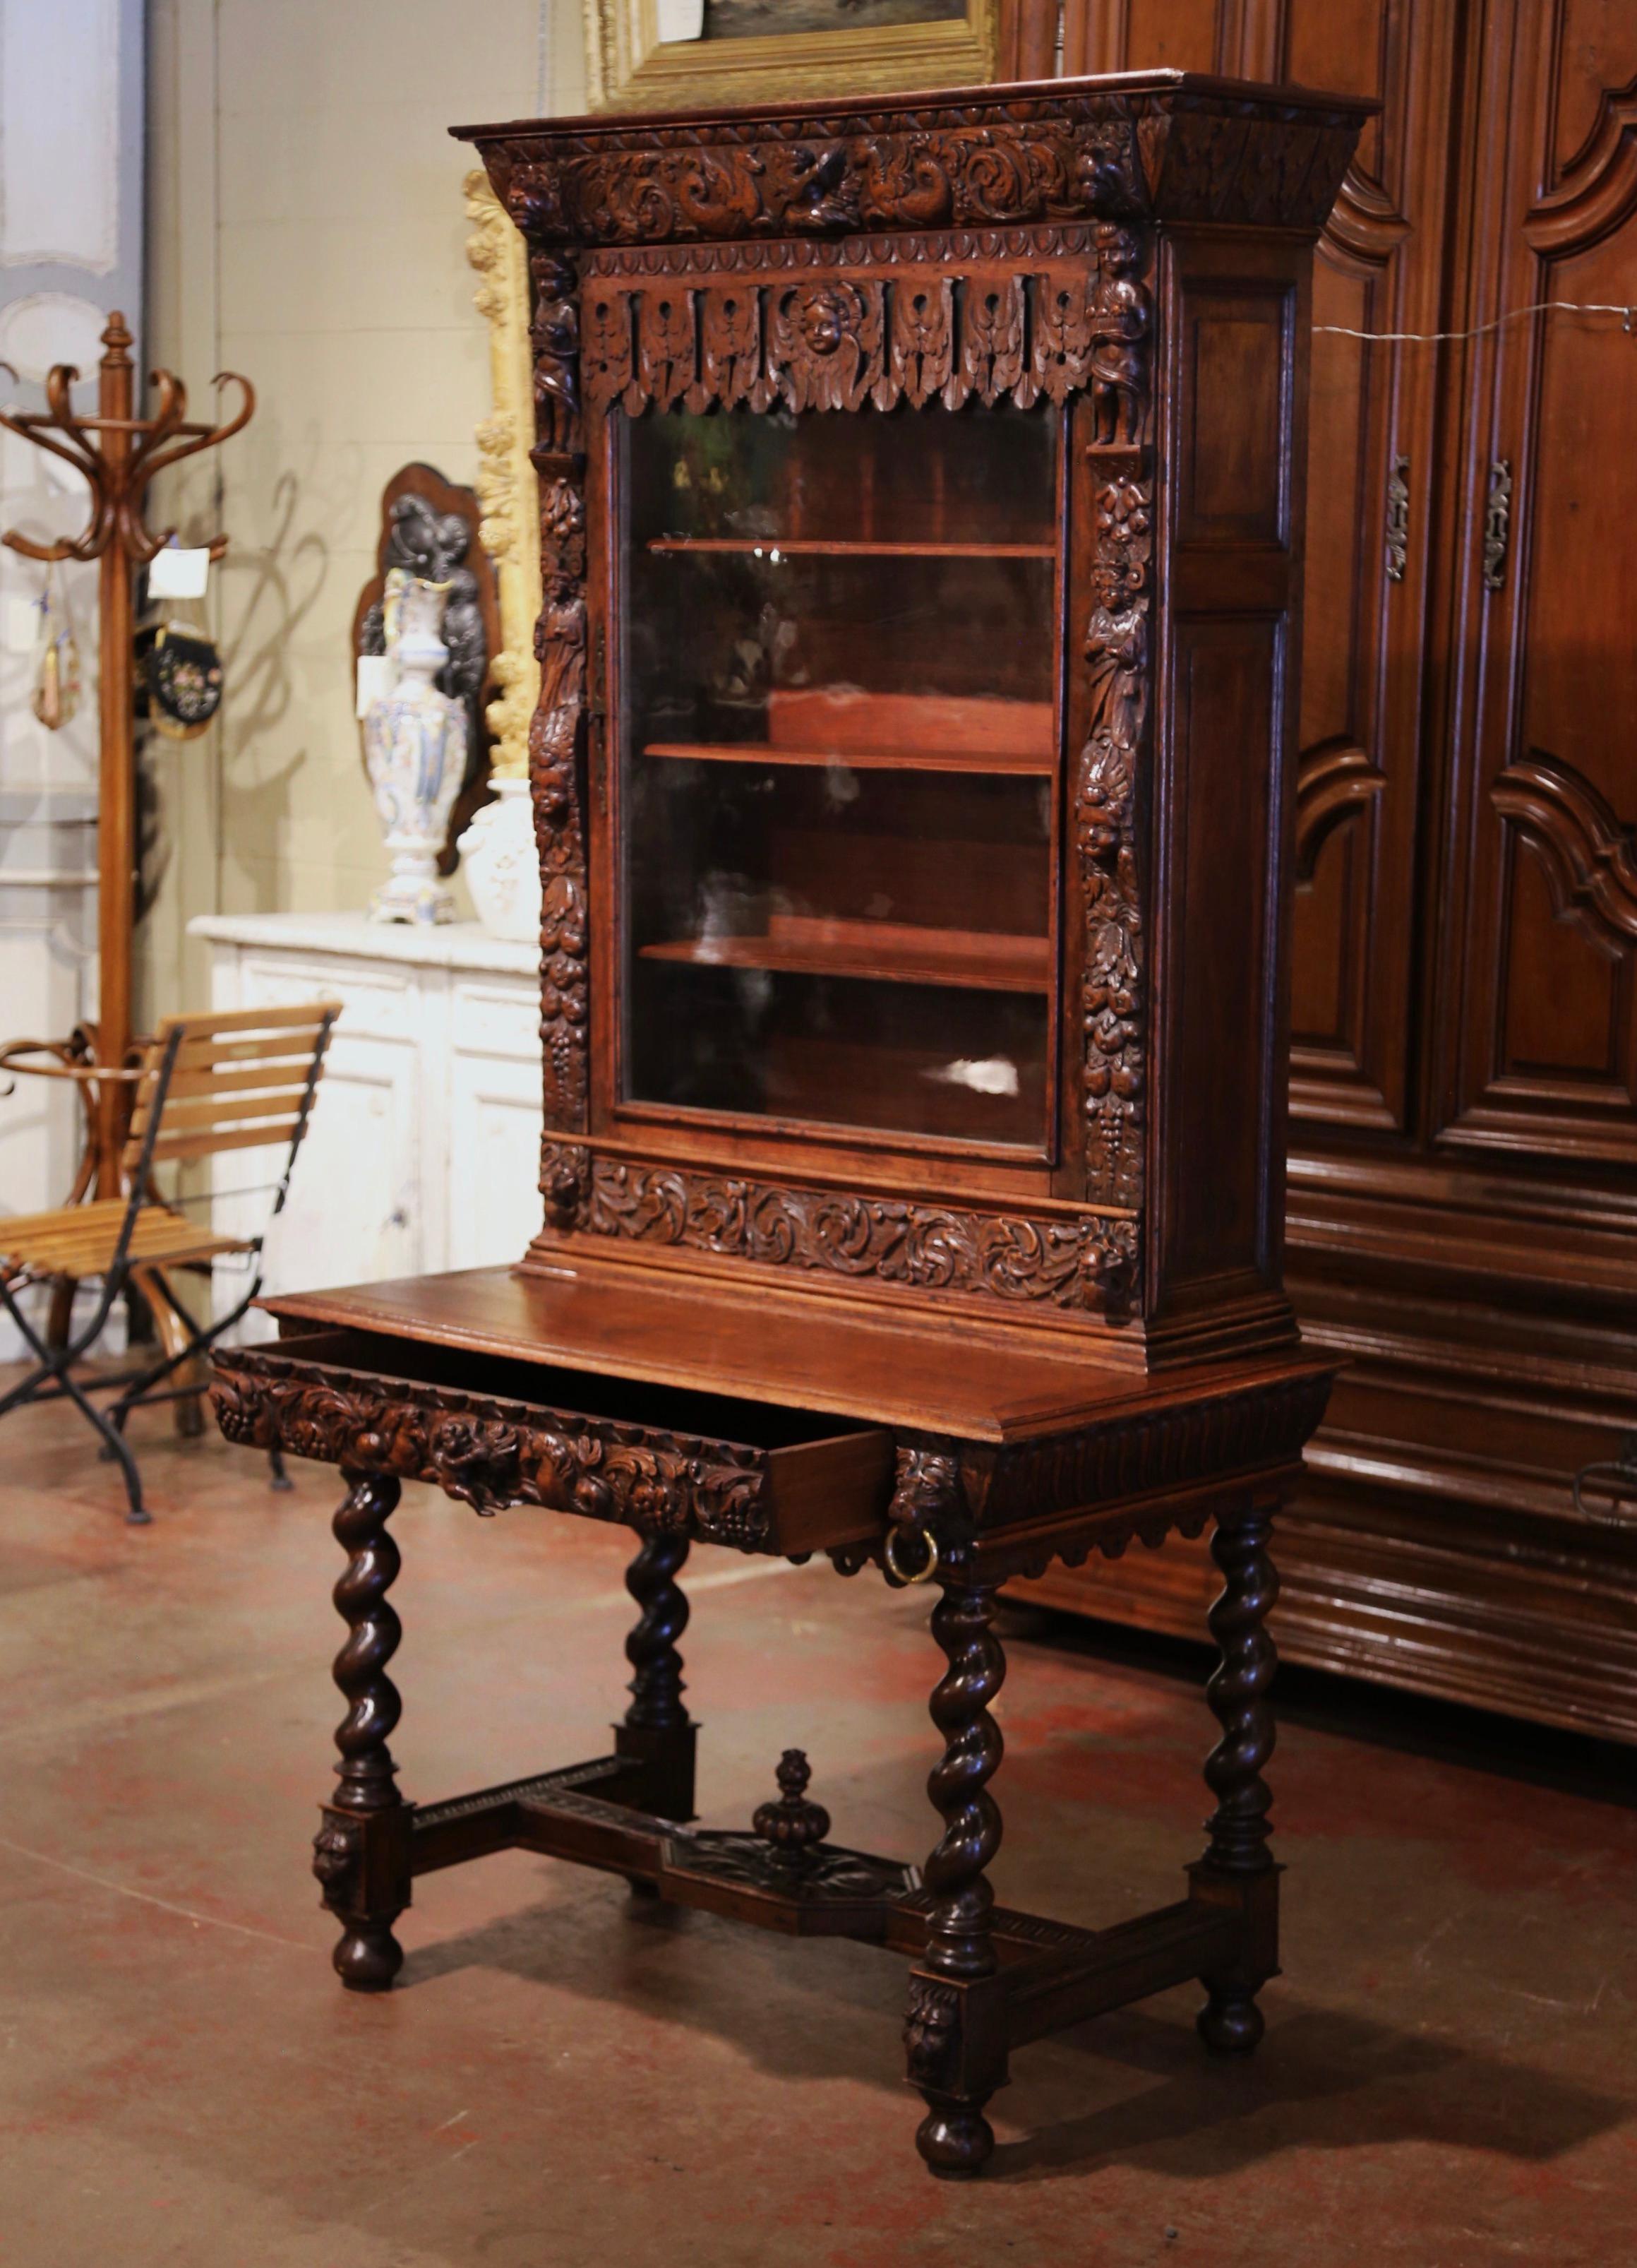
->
656 0 705 40
4 595 39 655
356 653 395 719
148 544 210 599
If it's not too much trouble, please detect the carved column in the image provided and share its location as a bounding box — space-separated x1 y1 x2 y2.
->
906 1577 1009 2179
313 1471 412 1991
1194 1496 1281 2053
615 1532 696 1821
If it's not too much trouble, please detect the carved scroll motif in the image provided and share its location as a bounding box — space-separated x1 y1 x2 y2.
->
527 251 590 1133
533 1149 1139 1313
582 258 1146 419
479 90 1365 255
212 1358 770 1548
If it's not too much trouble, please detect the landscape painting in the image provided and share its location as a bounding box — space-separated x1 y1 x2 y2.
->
701 0 966 37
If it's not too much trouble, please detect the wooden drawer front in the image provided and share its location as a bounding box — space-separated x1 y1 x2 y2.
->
210 1330 892 1557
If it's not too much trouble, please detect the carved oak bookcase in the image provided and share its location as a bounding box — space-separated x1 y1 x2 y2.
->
211 73 1368 2180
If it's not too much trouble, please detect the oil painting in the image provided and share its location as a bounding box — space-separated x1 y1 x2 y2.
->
583 0 997 108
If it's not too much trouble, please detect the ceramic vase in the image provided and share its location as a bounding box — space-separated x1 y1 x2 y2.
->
457 776 541 944
364 569 466 924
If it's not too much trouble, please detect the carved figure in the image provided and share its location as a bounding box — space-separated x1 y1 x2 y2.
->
1087 224 1149 446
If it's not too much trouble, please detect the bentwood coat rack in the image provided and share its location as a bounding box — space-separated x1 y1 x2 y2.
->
0 311 253 1205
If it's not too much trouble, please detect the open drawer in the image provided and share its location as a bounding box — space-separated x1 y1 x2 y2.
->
210 1326 894 1557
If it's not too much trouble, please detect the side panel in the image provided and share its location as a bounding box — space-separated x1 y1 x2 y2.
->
1145 230 1310 1354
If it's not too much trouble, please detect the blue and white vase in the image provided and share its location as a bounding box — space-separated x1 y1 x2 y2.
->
364 568 466 924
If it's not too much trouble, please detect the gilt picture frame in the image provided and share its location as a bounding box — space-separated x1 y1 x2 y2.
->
462 169 541 787
582 0 1002 111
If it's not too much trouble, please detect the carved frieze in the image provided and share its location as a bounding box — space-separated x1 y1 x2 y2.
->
211 1354 770 1548
535 1147 1140 1313
582 262 1140 419
471 88 1366 254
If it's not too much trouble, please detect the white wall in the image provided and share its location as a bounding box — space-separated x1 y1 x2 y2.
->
143 0 584 1026
0 0 145 1354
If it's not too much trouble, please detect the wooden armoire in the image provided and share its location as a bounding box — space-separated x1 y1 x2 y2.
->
1005 0 1637 1741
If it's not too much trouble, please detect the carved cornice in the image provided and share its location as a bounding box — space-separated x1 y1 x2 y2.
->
467 86 1367 254
1493 750 1637 952
1295 739 1385 883
211 1351 772 1549
538 1142 1140 1312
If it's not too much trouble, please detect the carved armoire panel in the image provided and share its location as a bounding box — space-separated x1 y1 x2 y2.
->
1434 0 1637 1166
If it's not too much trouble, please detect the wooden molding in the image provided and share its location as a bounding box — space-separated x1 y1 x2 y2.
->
1492 749 1637 954
1295 739 1385 883
1527 73 1637 253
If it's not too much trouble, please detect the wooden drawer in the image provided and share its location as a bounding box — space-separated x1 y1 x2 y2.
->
210 1327 893 1557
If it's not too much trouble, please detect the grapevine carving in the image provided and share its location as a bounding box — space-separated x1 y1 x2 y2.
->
1081 417 1152 1212
212 1354 770 1548
534 1149 1139 1312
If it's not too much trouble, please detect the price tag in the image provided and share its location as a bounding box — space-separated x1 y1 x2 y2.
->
356 654 395 718
656 0 704 37
148 544 210 599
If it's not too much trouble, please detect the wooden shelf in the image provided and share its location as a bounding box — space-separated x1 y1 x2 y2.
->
640 915 1051 996
647 537 1055 560
643 740 1055 777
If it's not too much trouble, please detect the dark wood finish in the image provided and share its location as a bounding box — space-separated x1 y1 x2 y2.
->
312 1471 412 1991
1013 4 1637 1749
210 73 1367 2181
350 462 500 875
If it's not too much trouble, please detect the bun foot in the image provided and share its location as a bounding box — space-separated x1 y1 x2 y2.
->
333 1922 403 1992
916 2103 994 2178
1197 1985 1264 2054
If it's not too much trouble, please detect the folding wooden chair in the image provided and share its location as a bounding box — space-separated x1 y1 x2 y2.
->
0 1001 340 1523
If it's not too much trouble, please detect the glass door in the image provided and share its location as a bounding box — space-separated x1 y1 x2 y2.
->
617 398 1061 1154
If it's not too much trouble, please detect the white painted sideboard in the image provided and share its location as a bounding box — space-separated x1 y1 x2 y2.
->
188 912 543 1338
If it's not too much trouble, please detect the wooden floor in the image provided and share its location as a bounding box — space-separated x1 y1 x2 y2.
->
2 1377 1636 2265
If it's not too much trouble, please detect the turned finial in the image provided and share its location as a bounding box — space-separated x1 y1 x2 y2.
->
753 1748 830 1872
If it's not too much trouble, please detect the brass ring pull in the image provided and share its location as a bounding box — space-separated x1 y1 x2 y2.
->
883 1524 940 1587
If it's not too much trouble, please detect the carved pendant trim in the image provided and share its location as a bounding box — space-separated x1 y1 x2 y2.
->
582 259 1139 419
539 1142 1139 1313
211 1350 772 1549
